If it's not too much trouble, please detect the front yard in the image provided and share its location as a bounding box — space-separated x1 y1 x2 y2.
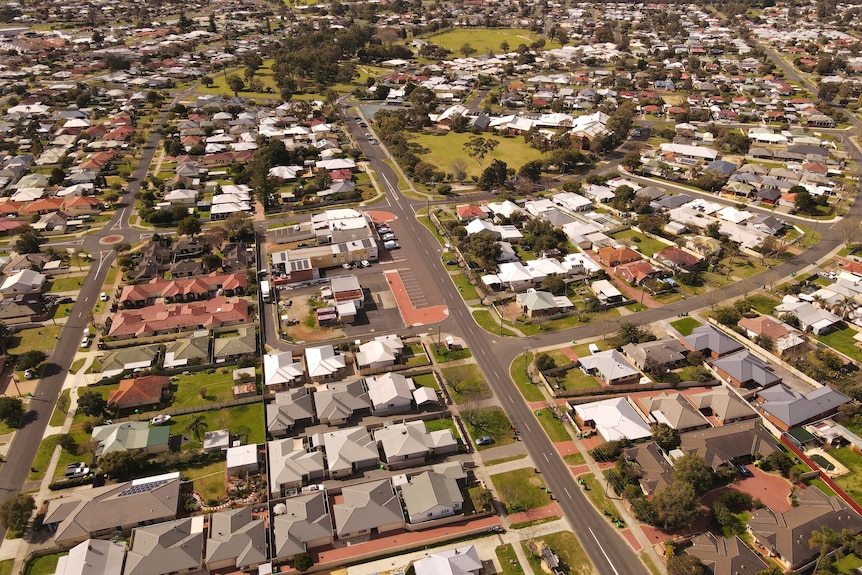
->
490 468 551 513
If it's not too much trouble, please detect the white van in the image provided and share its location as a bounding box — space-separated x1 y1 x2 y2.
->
588 344 600 354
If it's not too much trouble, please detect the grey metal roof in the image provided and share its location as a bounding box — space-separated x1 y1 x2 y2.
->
758 385 850 428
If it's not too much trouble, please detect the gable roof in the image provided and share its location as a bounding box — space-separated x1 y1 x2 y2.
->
679 420 780 469
268 439 326 495
333 479 403 537
272 492 333 559
367 372 414 410
314 380 370 422
267 388 316 435
401 471 464 517
305 345 346 378
639 392 710 431
263 351 304 387
688 533 768 575
757 384 850 428
321 426 378 476
623 441 673 496
205 507 267 568
713 351 781 388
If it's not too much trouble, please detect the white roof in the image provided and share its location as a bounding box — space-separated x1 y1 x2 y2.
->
226 444 258 470
305 345 346 378
263 351 304 387
574 397 651 442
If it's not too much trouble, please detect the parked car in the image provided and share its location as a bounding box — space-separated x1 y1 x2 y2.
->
99 292 108 301
66 462 85 470
150 414 172 426
65 466 90 479
476 436 494 446
383 241 400 250
381 233 396 241
80 336 90 348
342 262 354 269
360 260 371 268
737 464 752 477
23 369 35 379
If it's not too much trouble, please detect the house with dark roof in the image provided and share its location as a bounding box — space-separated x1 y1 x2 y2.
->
267 387 316 437
756 384 851 431
681 325 744 359
688 533 768 575
623 339 688 372
713 351 781 389
271 492 334 560
748 487 862 569
205 507 267 571
124 517 204 575
679 420 780 470
654 247 701 272
623 442 673 496
687 387 758 424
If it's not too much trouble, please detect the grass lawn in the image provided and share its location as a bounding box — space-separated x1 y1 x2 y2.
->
169 403 265 450
417 215 448 245
473 309 517 336
465 407 515 449
24 552 67 575
610 229 670 257
641 552 662 575
670 317 701 336
829 447 862 505
28 435 59 481
412 372 440 390
522 531 593 575
53 429 93 478
48 275 86 293
432 344 473 363
554 366 601 392
510 308 620 336
425 418 460 439
496 544 525 575
172 368 245 408
564 452 586 465
49 389 70 427
422 28 558 55
535 409 571 442
509 351 544 402
511 516 561 529
441 364 490 404
490 468 551 513
818 323 862 362
451 272 480 301
581 473 619 520
805 478 837 497
746 294 781 315
7 325 62 355
402 344 430 367
183 459 228 504
486 454 528 466
410 131 544 181
833 553 862 575
0 559 12 575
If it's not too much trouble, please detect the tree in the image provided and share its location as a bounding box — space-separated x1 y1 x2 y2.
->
672 453 714 495
0 494 34 534
202 254 222 273
811 527 843 561
754 333 775 351
793 187 818 214
705 221 723 239
652 480 701 528
766 451 794 477
713 306 742 326
294 553 313 572
0 322 11 354
460 232 501 270
15 228 45 254
463 137 499 172
98 450 148 480
460 43 476 57
450 158 468 182
542 276 566 296
614 321 651 345
226 75 245 97
0 397 23 427
201 76 214 88
651 423 680 452
621 151 642 172
472 487 494 511
478 159 508 190
77 390 107 417
519 160 543 182
177 216 201 237
612 185 636 210
16 350 46 371
186 414 209 443
667 553 707 575
535 353 557 373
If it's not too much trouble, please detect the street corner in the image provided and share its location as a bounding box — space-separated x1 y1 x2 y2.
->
367 210 398 224
100 234 125 245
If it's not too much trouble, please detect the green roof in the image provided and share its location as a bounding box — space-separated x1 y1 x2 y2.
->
786 426 816 444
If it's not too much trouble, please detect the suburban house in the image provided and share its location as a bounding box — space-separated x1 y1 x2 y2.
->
44 473 181 545
355 335 404 373
681 325 745 358
756 385 851 431
214 326 257 363
204 507 267 572
163 335 209 369
54 539 127 575
264 351 305 389
578 350 640 385
738 316 806 356
91 421 171 456
622 339 688 371
267 387 316 437
366 372 415 416
774 299 841 335
268 438 326 496
623 442 673 496
712 351 781 389
414 545 482 575
687 533 768 575
654 247 701 271
333 479 404 539
615 260 663 285
374 421 458 469
638 392 711 432
0 269 46 295
106 375 169 410
313 379 370 425
400 470 464 524
679 421 780 470
596 245 642 266
305 345 347 381
591 279 625 305
108 296 248 338
687 387 759 424
271 492 334 560
318 426 379 478
573 397 652 442
515 289 573 318
123 517 205 575
748 487 862 570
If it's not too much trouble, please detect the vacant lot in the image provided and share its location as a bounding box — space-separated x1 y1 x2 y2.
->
423 28 557 56
610 229 670 257
441 364 491 404
522 531 594 575
490 468 551 513
464 407 514 450
410 131 544 181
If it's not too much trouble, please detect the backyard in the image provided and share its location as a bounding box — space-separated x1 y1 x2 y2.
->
818 324 862 362
171 368 253 408
610 229 670 257
183 459 228 504
829 447 862 505
464 407 514 450
169 403 266 451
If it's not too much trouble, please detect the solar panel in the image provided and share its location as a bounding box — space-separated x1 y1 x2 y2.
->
116 479 168 497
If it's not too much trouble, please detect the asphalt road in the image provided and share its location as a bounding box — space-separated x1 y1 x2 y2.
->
0 98 176 530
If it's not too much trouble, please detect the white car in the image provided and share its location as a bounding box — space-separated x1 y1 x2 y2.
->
381 233 396 241
150 414 172 426
80 336 90 348
360 260 371 268
99 292 108 302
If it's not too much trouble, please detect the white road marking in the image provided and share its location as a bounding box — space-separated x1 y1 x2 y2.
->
543 453 549 462
564 487 572 498
589 527 621 575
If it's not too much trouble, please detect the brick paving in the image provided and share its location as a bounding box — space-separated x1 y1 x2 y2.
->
506 502 563 525
384 269 448 326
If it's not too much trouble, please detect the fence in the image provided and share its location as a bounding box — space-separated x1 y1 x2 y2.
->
562 379 721 401
780 434 862 515
113 394 263 423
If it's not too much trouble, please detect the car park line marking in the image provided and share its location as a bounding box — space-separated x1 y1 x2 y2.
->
589 528 620 575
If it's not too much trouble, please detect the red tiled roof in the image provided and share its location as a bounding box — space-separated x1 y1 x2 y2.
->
109 295 248 337
107 375 169 408
119 272 247 304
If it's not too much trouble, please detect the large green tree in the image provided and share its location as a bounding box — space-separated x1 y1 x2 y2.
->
0 493 34 534
652 480 701 528
672 453 714 495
